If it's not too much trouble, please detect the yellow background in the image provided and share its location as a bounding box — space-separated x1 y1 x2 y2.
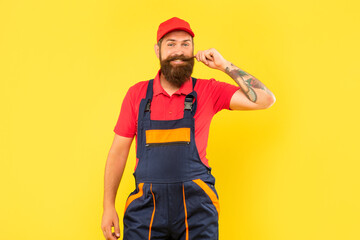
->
1 0 359 239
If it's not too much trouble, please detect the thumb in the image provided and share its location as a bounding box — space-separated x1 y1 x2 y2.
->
114 219 121 238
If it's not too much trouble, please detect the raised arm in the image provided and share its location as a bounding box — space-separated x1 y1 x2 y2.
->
195 48 276 110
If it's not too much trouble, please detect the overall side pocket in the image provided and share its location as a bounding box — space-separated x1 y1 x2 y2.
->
124 183 144 214
192 179 220 217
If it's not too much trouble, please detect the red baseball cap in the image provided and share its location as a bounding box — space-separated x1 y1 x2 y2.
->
157 17 195 42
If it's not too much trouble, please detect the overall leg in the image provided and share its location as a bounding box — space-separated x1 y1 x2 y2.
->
123 183 170 240
178 180 219 240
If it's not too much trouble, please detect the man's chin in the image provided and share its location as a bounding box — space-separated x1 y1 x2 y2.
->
169 65 188 73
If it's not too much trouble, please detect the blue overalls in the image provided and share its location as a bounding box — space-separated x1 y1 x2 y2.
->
123 78 220 240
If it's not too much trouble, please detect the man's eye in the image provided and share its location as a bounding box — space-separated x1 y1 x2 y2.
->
168 43 174 46
182 43 189 46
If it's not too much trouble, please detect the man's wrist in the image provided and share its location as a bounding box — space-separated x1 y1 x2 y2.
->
103 199 116 210
220 60 231 73
103 204 116 211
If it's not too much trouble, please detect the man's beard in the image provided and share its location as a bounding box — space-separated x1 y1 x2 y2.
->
160 54 194 88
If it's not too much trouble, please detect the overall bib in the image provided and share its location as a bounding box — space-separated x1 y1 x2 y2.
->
123 78 220 240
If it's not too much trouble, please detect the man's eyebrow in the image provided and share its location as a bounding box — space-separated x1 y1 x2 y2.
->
165 39 191 42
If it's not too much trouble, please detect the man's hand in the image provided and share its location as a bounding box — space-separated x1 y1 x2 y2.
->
101 207 121 239
195 48 228 71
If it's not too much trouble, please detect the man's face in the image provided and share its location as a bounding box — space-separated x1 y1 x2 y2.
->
157 31 195 88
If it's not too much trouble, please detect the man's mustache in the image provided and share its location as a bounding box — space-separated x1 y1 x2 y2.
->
163 55 195 63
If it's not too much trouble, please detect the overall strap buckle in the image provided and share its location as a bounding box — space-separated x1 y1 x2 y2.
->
184 96 194 111
145 99 151 112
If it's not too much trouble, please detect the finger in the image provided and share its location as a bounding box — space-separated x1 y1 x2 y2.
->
103 229 111 240
195 52 200 62
200 52 208 65
114 219 121 238
204 55 212 64
106 226 117 240
112 232 118 239
205 51 214 61
205 53 209 65
198 51 203 62
198 52 203 63
104 227 110 240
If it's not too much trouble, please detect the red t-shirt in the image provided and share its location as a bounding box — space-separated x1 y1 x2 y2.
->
114 70 240 170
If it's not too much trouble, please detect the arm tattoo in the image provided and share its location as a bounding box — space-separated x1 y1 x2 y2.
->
225 63 273 102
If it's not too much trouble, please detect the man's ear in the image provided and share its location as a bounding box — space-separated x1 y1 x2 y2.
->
154 44 160 59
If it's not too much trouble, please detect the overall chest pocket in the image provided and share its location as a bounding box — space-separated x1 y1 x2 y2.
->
145 127 191 147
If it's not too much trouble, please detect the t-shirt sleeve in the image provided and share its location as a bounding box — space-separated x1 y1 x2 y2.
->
210 78 241 114
113 86 137 138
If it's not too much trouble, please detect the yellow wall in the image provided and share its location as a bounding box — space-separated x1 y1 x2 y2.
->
1 0 359 239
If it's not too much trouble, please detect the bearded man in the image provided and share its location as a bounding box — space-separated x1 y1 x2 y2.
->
102 17 276 240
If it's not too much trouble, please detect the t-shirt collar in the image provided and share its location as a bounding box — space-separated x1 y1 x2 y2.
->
153 69 193 97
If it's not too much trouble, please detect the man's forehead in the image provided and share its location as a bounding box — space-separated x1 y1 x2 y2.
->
162 30 193 41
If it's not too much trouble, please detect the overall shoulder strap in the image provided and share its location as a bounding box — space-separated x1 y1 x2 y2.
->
144 79 153 114
145 79 154 100
183 77 198 118
191 77 197 89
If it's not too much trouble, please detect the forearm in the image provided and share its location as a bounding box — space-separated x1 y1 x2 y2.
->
103 152 128 210
222 61 275 103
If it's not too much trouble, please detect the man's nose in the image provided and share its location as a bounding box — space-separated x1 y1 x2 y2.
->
172 46 184 56
170 52 185 59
